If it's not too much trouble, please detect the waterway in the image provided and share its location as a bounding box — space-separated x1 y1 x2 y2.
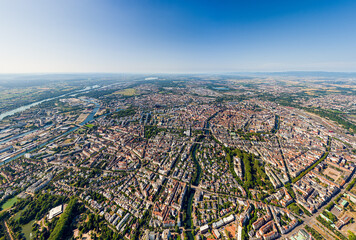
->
0 100 100 166
212 86 229 90
183 143 201 240
0 85 100 121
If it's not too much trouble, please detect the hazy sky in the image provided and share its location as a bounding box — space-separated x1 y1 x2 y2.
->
1 0 356 73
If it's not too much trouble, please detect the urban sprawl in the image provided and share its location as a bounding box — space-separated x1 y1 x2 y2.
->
0 75 355 240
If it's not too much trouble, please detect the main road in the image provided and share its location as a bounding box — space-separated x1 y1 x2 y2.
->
283 175 354 239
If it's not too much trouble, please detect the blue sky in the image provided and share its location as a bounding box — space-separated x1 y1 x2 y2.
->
0 0 355 73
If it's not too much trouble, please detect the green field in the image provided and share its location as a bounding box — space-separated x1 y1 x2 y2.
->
114 88 137 96
13 205 29 221
0 196 18 211
22 219 35 240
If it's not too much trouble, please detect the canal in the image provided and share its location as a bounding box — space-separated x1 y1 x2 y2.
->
0 101 101 166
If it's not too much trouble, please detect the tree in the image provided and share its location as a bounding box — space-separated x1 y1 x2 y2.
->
348 231 356 240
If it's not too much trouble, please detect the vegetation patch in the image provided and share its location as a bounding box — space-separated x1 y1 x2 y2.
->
48 198 80 240
114 88 137 96
144 125 166 139
304 225 325 240
85 123 94 128
316 215 347 240
111 108 136 119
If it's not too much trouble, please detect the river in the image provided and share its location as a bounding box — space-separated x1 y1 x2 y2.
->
182 143 201 240
0 98 101 166
0 85 100 121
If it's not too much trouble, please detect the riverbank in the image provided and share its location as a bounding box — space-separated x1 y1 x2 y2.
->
0 85 100 122
0 101 101 166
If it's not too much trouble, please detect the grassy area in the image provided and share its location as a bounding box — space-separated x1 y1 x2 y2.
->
13 205 29 221
114 88 136 96
0 174 6 184
22 219 35 240
85 124 94 128
0 196 18 211
287 202 303 216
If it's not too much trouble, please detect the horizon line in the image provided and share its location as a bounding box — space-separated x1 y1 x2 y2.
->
1 70 356 75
